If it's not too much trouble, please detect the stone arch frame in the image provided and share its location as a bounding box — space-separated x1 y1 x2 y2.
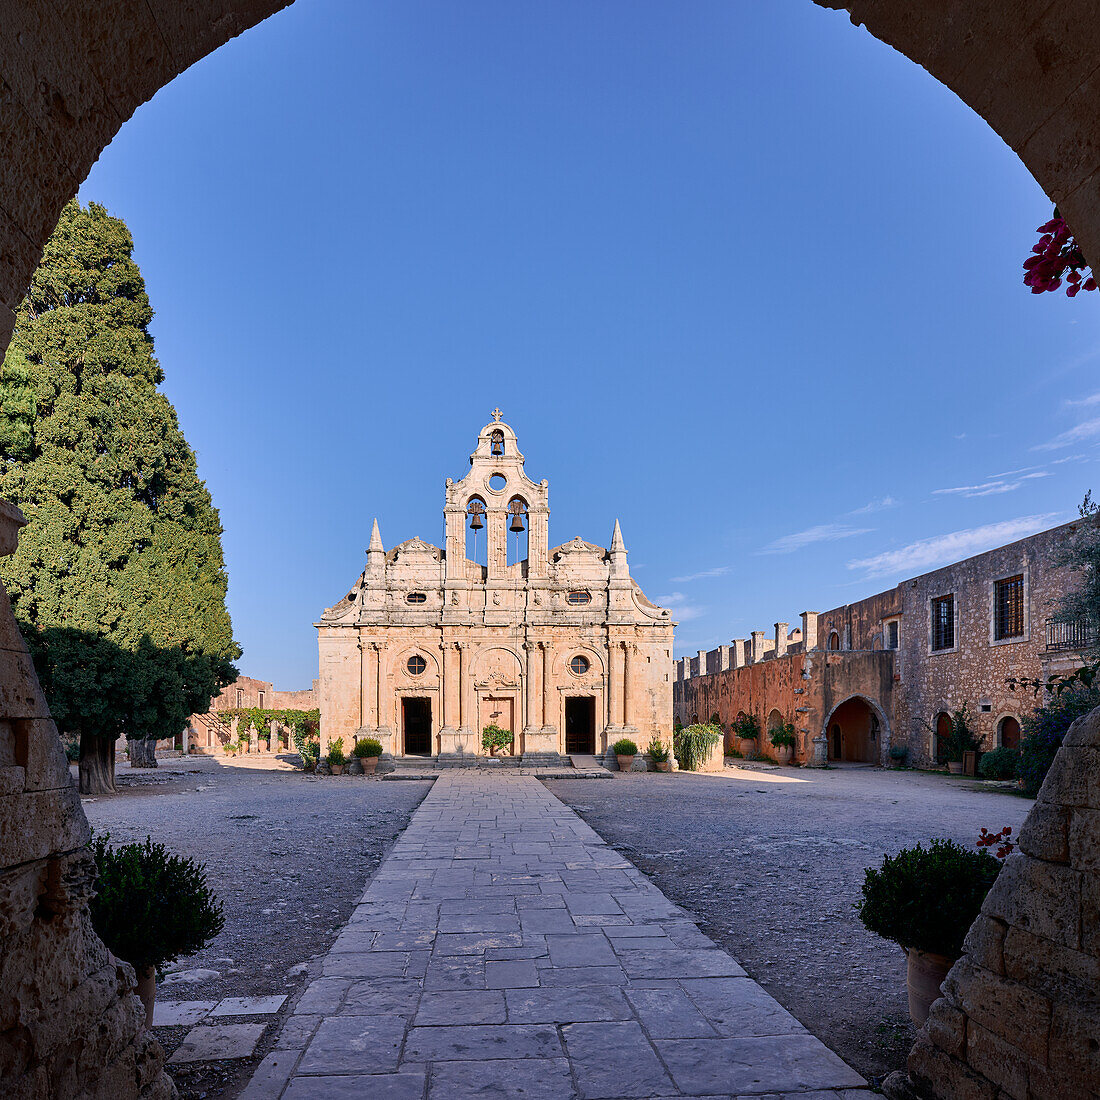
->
392 643 441 683
551 643 606 734
996 711 1022 750
827 630 840 651
7 5 1100 1097
820 693 891 766
931 707 953 764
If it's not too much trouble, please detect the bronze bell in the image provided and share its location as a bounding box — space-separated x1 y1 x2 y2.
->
468 502 485 530
490 431 504 456
508 500 526 533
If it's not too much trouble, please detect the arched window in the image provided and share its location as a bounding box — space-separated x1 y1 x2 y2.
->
999 715 1021 750
507 497 528 566
827 631 840 651
466 497 487 565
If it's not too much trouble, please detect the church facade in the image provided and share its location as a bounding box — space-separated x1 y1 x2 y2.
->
316 414 675 764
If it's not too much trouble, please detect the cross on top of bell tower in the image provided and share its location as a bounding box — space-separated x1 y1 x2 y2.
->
491 407 503 422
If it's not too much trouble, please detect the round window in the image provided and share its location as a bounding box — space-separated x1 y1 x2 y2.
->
406 591 427 604
488 473 507 491
407 655 426 676
570 655 590 675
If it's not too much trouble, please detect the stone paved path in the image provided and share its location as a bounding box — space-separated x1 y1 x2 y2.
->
243 774 872 1099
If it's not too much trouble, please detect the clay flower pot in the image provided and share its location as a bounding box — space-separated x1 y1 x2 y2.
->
330 764 345 776
774 745 793 765
906 948 953 1027
739 738 757 758
362 756 379 775
655 760 671 773
947 761 964 775
616 754 635 772
135 966 156 1030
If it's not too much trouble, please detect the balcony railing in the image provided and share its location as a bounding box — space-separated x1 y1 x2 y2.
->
1046 619 1097 651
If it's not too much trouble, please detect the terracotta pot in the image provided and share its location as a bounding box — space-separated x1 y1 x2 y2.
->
330 764 345 775
363 756 379 775
739 738 757 757
655 760 671 772
616 754 635 772
774 745 793 765
906 948 953 1027
947 761 964 775
135 966 156 1030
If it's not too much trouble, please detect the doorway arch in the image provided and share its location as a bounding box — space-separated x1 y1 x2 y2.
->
822 694 888 764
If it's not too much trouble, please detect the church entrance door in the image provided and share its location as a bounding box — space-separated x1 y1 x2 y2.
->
479 696 515 753
402 697 432 756
565 697 595 755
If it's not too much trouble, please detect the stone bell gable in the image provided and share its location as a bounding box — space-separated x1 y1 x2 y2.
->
316 413 675 764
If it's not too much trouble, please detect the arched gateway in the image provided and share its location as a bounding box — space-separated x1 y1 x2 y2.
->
315 414 675 764
823 694 888 764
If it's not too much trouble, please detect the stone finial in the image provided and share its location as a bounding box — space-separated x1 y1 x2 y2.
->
750 631 766 663
368 518 384 554
801 611 818 650
610 518 626 554
775 622 789 658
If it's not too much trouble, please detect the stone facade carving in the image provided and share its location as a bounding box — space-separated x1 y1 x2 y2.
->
0 502 174 1099
316 417 675 763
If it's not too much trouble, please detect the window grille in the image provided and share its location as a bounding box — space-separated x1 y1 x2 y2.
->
567 591 591 605
931 595 954 651
569 655 590 675
886 621 899 650
406 592 427 604
407 655 426 676
994 575 1024 640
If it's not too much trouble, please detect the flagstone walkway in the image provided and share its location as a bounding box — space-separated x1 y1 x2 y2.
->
242 774 872 1100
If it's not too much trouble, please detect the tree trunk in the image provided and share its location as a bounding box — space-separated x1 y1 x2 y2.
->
79 733 116 796
127 738 158 768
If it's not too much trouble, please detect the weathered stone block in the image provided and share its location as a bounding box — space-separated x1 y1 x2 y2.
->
924 999 967 1059
1017 802 1070 864
13 719 74 793
1048 1000 1100 1089
907 1035 997 1100
961 916 1006 977
1081 871 1100 956
965 1019 1029 1100
944 960 1051 1062
1002 925 1100 1001
0 764 25 795
0 859 45 940
981 855 1082 950
1038 746 1100 809
1062 706 1100 749
0 648 50 720
1067 807 1100 872
0 786 90 867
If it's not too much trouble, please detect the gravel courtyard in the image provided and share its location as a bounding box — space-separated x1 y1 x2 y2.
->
80 756 431 1097
546 763 1032 1085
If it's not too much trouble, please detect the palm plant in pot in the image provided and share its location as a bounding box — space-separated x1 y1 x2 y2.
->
646 737 671 772
354 736 383 775
857 838 1001 1026
90 833 224 1028
768 721 796 765
612 737 638 771
327 737 346 775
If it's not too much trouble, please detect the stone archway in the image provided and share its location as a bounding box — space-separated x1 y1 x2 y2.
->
4 4 1100 1097
823 694 888 764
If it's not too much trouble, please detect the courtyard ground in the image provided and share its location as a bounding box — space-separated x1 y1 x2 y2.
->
545 762 1032 1085
79 755 431 1098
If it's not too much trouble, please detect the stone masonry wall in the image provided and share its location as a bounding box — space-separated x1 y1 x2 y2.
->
0 502 173 1099
888 704 1100 1100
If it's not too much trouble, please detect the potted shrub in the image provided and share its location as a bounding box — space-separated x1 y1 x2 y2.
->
940 705 979 775
481 723 512 757
888 745 909 769
612 737 638 771
354 736 383 775
731 713 761 758
90 833 224 1028
647 737 671 772
857 838 1000 1026
224 740 238 758
768 721 796 765
674 723 722 771
327 737 346 775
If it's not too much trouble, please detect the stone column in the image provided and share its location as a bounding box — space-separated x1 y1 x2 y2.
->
541 641 555 734
775 622 789 658
731 642 743 670
607 642 621 729
697 649 707 676
358 638 370 730
457 643 471 743
523 642 539 737
800 611 818 651
438 641 459 753
374 643 392 753
718 645 731 672
623 642 637 733
751 631 766 664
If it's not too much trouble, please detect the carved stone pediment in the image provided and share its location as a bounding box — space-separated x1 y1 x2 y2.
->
386 537 443 564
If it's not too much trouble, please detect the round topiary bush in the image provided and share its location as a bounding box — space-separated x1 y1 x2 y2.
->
978 745 1020 780
611 738 638 756
857 838 1000 959
90 833 224 975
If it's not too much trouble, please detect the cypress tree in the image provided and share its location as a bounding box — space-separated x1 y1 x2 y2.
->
0 200 239 792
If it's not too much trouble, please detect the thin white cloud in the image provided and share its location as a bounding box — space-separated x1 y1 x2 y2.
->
933 471 1050 498
760 523 872 555
1065 391 1100 408
670 565 731 583
656 592 706 622
1032 416 1100 451
849 496 898 515
847 513 1061 580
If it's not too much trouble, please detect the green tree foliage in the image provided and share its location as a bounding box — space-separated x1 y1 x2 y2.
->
0 200 239 791
1018 685 1100 796
1051 491 1100 651
0 200 239 661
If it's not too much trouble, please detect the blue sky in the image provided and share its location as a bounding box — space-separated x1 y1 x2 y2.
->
77 0 1100 686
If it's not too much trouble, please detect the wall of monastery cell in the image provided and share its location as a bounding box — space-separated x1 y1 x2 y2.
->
895 523 1077 764
818 587 902 652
